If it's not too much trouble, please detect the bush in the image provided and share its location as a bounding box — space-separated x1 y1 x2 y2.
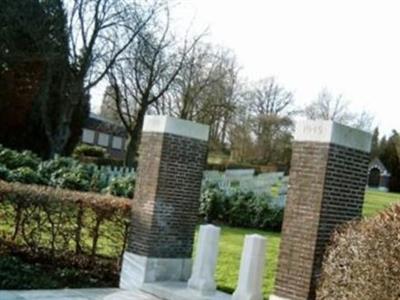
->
199 182 226 222
317 204 400 300
10 167 46 185
248 194 284 230
78 156 124 168
50 168 91 191
0 148 40 170
0 150 134 196
224 190 255 227
73 144 107 159
38 156 77 181
0 180 131 267
105 176 135 198
38 157 106 192
0 164 10 181
199 183 283 231
48 163 99 192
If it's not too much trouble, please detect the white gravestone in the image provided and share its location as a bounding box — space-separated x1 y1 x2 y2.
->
232 234 266 300
188 224 221 296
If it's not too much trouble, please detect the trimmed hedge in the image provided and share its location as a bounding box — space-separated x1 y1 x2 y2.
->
317 204 400 300
199 182 284 231
78 156 125 167
0 180 131 274
73 144 108 159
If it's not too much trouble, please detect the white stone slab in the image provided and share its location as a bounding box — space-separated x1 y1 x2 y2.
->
188 225 220 296
103 290 160 300
294 120 372 152
269 295 291 300
232 234 267 300
142 281 231 300
143 115 209 141
225 169 255 177
0 291 24 300
14 290 85 299
1 288 161 300
120 252 192 289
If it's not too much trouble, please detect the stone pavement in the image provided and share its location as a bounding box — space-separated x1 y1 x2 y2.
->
0 288 161 300
142 282 231 300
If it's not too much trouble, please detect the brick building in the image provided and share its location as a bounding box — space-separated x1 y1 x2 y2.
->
81 113 127 160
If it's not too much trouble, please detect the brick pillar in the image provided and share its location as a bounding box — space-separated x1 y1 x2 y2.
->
270 121 372 300
120 116 209 289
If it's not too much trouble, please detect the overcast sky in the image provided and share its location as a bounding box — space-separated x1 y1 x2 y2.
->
91 0 400 135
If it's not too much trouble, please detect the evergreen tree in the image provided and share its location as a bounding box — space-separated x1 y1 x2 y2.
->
0 0 87 157
0 0 49 154
380 131 400 192
99 86 122 124
370 127 380 159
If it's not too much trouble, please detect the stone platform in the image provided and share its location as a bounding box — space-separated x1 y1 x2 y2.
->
0 285 232 300
143 282 231 300
0 288 161 300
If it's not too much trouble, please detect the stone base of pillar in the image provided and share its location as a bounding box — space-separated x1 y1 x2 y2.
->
120 252 192 289
269 295 291 300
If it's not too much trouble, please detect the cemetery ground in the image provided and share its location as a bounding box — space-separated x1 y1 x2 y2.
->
0 189 399 298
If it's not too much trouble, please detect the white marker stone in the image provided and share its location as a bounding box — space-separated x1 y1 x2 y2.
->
187 224 221 296
232 234 266 300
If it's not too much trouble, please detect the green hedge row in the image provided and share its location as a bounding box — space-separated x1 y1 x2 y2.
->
199 182 284 231
0 145 134 198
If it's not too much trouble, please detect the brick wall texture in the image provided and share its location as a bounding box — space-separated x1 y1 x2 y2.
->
127 132 208 258
274 141 370 300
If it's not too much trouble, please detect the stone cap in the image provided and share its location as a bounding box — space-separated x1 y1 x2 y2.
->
294 120 372 152
143 115 210 141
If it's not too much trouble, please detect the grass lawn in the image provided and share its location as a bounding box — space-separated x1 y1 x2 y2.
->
214 189 400 298
363 189 400 217
215 226 280 296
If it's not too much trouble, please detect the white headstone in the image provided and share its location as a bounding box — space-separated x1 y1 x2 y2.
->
232 234 266 300
187 224 221 296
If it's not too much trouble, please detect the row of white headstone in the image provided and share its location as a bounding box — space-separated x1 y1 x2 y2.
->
203 170 286 195
96 165 136 184
97 165 135 176
188 224 266 300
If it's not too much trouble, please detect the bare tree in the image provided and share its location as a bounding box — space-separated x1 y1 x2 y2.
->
253 114 293 165
162 44 233 119
249 77 294 116
228 101 255 163
303 88 374 131
108 6 200 166
303 88 353 123
162 45 240 150
240 77 295 165
352 110 374 132
195 50 240 149
99 86 122 123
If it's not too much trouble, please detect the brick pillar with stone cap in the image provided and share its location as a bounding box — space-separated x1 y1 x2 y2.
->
120 115 209 290
270 120 372 300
